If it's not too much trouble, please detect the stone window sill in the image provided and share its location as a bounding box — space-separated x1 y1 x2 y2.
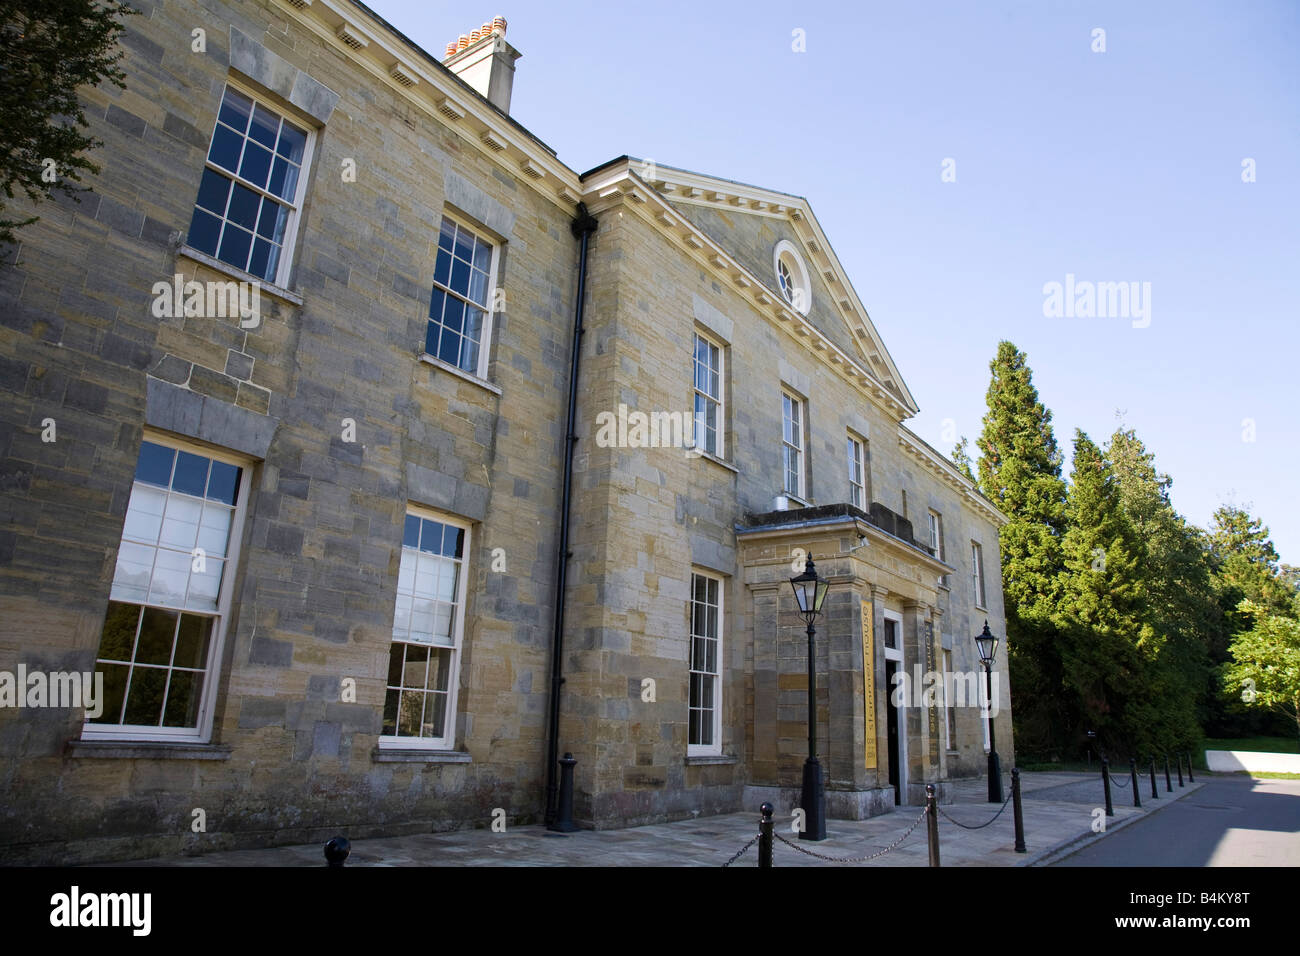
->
66 740 232 760
419 354 503 396
177 245 304 307
691 449 739 474
685 754 738 766
372 748 472 763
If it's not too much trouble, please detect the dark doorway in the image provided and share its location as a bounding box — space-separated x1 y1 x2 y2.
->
886 659 901 805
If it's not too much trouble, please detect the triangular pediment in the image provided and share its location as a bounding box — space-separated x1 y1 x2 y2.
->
611 159 918 415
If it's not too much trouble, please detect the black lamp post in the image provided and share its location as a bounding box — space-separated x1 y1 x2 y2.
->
789 555 831 840
975 621 1004 803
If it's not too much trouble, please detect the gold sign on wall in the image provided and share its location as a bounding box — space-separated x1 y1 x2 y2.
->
862 601 876 769
926 620 939 766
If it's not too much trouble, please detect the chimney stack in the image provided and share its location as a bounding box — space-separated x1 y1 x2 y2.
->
441 16 520 114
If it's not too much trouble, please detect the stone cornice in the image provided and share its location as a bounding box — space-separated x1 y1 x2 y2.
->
582 164 914 424
274 0 583 212
896 427 1008 527
735 511 952 577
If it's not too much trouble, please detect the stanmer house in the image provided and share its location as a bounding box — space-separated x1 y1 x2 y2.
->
0 0 1010 863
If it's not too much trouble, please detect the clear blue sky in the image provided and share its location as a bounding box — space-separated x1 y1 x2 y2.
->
367 0 1299 561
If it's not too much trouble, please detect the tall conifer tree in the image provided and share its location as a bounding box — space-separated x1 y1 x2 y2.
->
1107 428 1215 736
1055 431 1155 752
974 342 1069 755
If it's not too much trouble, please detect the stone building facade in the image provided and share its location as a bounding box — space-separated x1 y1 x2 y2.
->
0 0 1009 863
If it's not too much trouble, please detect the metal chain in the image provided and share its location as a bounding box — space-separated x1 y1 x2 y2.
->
721 835 759 867
936 791 1013 830
770 805 929 863
1109 773 1130 788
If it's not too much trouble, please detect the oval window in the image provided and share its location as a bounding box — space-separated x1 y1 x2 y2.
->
773 240 811 315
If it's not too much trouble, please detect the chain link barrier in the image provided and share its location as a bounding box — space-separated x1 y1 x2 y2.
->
767 805 929 864
721 805 929 866
935 790 1013 830
721 835 760 868
1109 772 1130 788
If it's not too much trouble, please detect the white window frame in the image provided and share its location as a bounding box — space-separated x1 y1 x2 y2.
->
782 391 805 500
972 541 987 609
688 570 724 756
692 331 725 459
424 211 500 381
847 433 866 509
82 433 251 743
380 506 473 751
928 510 943 561
188 78 317 289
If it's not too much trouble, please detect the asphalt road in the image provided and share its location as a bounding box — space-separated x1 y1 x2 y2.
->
1055 775 1300 866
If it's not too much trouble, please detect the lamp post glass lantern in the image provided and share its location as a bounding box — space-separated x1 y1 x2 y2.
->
975 621 1004 803
789 555 830 840
790 562 830 622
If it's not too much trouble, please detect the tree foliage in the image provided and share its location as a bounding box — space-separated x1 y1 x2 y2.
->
949 436 976 484
1053 430 1163 752
1107 428 1218 733
1204 505 1298 736
1208 505 1293 631
0 0 135 245
1223 603 1300 743
974 342 1069 755
965 344 1294 759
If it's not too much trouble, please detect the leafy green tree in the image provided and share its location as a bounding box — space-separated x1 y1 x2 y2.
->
1107 428 1216 735
1207 506 1297 736
1054 431 1157 753
1223 603 1300 744
1282 565 1300 619
974 342 1069 756
0 0 135 245
1208 505 1293 632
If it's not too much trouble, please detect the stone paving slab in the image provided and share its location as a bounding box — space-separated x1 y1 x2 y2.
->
106 771 1207 868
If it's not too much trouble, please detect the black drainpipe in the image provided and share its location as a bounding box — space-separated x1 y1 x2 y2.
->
544 202 598 826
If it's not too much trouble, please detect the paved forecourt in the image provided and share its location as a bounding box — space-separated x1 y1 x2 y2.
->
104 771 1204 867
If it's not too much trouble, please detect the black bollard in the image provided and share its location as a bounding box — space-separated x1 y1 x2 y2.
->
549 752 579 832
1129 757 1141 808
1012 768 1026 853
926 784 940 867
1164 754 1173 793
1102 757 1114 817
1187 751 1195 783
1177 753 1184 788
324 836 350 867
1149 755 1159 799
758 802 774 868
